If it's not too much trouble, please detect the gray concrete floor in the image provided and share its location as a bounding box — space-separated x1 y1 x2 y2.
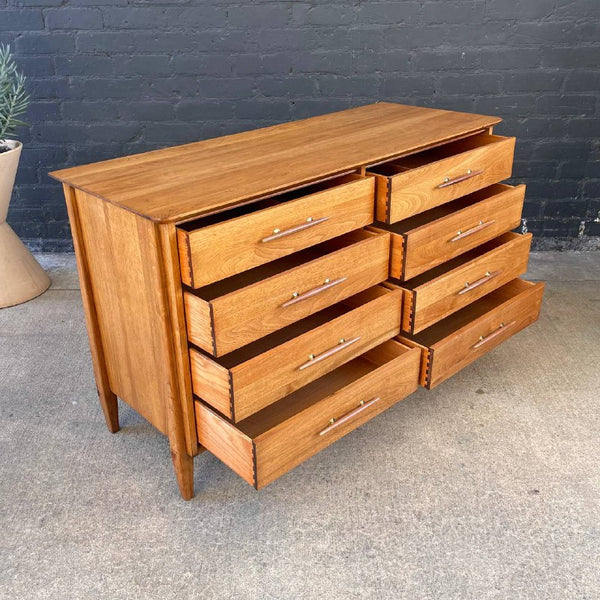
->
1 252 599 600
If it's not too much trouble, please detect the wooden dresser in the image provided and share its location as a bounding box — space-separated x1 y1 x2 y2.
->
50 103 544 500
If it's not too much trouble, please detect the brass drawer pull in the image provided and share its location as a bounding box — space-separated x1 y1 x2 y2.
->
282 277 347 308
472 320 516 349
318 397 381 436
437 168 484 189
450 219 495 242
458 270 500 295
261 216 330 243
298 336 361 371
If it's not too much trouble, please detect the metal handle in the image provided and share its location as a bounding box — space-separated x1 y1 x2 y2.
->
457 270 500 295
437 168 484 189
298 336 361 371
472 321 516 349
318 397 381 436
281 277 347 308
261 216 329 243
450 219 496 243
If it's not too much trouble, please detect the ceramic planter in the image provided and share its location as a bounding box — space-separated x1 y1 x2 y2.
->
0 139 50 308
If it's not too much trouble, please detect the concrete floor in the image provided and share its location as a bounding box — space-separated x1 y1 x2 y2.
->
1 252 599 600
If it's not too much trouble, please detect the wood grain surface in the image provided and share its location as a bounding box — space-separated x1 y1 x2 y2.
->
394 232 533 333
194 340 420 489
185 229 391 356
370 134 515 223
190 285 402 421
371 183 526 280
178 174 374 288
49 103 499 223
398 279 545 388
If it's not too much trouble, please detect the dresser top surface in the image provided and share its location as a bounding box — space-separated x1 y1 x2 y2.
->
50 102 500 223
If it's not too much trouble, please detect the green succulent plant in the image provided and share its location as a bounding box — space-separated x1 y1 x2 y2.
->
0 44 29 152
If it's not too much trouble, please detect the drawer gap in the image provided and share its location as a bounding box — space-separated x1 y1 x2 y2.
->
188 229 378 301
218 340 413 439
402 279 537 347
373 184 516 234
398 231 522 288
206 286 391 369
178 174 364 231
370 134 507 175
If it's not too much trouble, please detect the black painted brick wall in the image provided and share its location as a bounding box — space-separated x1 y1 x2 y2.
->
1 0 599 251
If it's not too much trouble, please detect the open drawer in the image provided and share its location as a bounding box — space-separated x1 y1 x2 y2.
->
370 183 526 280
190 285 402 422
195 339 420 489
398 279 544 389
389 232 532 334
184 229 390 356
177 174 375 288
368 134 515 223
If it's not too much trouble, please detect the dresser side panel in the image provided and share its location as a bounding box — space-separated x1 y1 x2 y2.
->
74 189 174 434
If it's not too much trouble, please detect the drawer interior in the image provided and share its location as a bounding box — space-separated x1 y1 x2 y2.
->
398 232 525 288
178 173 365 231
230 339 413 438
208 285 393 368
369 134 507 176
374 184 516 234
188 228 379 301
405 278 537 347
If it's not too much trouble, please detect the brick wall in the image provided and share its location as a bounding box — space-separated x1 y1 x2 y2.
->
1 0 599 251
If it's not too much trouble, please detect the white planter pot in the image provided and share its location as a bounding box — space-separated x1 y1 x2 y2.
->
0 139 50 308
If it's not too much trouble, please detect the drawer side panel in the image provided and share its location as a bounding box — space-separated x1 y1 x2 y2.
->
195 402 255 486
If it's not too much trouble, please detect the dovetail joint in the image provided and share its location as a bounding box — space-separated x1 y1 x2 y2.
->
228 371 235 422
252 442 258 490
386 177 392 224
208 303 218 356
425 348 434 389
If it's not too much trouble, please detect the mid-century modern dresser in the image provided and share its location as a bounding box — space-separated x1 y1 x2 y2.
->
50 103 544 500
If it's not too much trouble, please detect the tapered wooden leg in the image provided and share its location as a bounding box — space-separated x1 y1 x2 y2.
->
171 444 194 500
64 185 121 435
98 388 120 433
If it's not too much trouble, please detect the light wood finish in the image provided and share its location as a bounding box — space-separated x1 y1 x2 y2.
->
184 229 390 356
74 190 170 434
56 103 545 499
190 285 402 421
156 224 200 497
196 340 420 489
371 183 526 280
369 134 515 223
64 188 197 498
63 184 119 434
49 103 499 223
398 279 545 389
177 174 374 288
391 232 532 334
196 401 255 484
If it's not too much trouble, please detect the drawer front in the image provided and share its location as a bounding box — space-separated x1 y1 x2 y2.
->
190 286 403 422
178 174 374 288
398 232 532 334
399 279 544 389
373 135 515 223
376 184 526 281
195 340 421 489
185 230 391 356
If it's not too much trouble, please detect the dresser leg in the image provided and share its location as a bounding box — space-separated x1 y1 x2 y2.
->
64 185 121 435
171 444 195 500
98 388 120 433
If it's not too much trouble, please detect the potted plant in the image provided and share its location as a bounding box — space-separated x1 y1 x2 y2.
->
0 44 50 308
